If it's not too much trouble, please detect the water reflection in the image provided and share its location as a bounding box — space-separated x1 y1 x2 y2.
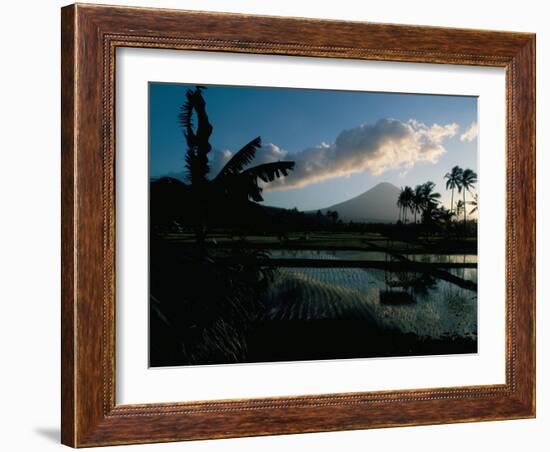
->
267 248 477 264
262 261 477 341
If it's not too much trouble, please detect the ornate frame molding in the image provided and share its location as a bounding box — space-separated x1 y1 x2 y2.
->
61 4 535 447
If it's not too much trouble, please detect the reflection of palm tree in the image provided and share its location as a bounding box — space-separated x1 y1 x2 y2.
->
459 168 478 223
444 166 463 214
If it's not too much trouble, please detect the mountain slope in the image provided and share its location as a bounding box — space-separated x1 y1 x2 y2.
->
319 182 400 223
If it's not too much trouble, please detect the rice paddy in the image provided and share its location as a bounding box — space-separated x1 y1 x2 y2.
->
261 250 477 341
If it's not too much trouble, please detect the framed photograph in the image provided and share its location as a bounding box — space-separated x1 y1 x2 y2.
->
61 3 536 447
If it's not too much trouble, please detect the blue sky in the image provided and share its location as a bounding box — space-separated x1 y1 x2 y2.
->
149 83 477 211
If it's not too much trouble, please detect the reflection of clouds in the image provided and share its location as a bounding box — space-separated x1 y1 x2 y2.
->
210 118 458 190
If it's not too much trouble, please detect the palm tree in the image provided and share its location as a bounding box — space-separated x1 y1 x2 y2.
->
213 137 294 203
418 181 441 223
412 185 424 224
431 205 454 226
179 87 213 186
444 166 463 214
459 168 478 223
399 186 414 223
455 199 465 218
469 193 478 215
179 86 295 241
152 86 295 366
397 188 406 222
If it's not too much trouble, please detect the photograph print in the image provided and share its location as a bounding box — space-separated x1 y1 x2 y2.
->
149 83 479 367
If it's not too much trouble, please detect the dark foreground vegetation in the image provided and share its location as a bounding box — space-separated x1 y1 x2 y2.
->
149 236 477 367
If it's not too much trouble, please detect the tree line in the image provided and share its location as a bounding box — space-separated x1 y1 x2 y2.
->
396 166 477 226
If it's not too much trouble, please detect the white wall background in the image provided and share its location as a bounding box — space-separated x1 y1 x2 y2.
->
0 1 545 450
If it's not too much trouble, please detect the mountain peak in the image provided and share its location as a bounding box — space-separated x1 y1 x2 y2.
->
372 181 399 188
367 182 400 192
320 182 400 223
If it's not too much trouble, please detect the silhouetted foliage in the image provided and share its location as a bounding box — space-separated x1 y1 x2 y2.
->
150 86 295 365
444 165 463 214
179 86 212 185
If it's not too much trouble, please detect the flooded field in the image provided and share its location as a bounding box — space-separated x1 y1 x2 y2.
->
261 265 477 341
266 248 477 264
255 247 479 348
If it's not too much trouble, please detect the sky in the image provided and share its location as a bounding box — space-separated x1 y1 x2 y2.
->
149 82 478 211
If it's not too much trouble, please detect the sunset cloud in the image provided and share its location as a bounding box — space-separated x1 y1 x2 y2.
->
210 143 287 177
210 118 458 191
460 121 478 142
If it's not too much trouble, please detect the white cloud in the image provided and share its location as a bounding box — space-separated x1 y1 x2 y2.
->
210 143 287 177
460 122 478 142
209 118 458 191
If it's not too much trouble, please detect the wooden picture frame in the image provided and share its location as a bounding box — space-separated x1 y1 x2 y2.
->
61 3 535 447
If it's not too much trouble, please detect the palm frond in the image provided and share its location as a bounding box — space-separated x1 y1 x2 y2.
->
217 161 295 203
178 87 212 184
241 161 295 183
215 137 262 180
461 168 478 191
178 89 198 148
